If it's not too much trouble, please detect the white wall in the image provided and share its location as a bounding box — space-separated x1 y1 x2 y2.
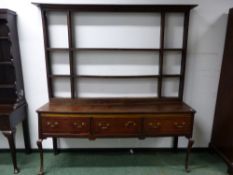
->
0 0 233 149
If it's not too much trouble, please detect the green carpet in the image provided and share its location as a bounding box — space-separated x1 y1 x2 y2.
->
0 151 228 175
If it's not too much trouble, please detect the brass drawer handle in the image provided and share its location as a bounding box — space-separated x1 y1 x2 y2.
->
125 121 137 127
47 121 59 128
73 122 85 128
98 122 110 130
148 122 161 129
174 122 186 129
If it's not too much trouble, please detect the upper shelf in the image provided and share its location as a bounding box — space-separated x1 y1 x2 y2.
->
32 3 197 12
46 48 184 52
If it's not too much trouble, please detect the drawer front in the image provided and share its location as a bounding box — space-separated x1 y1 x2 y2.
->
93 118 141 136
41 116 90 135
144 115 193 136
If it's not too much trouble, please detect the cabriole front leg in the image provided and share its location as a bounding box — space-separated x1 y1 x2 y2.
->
37 139 44 175
2 130 20 174
185 137 194 172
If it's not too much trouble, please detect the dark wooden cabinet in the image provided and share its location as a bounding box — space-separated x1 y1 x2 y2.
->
210 8 233 175
33 3 197 175
0 9 31 174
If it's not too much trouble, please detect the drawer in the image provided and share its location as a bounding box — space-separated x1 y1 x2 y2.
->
41 116 90 135
144 115 193 136
93 117 141 136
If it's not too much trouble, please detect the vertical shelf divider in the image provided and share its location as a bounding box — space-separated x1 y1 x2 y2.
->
41 10 53 98
179 10 190 100
158 12 165 98
67 11 75 98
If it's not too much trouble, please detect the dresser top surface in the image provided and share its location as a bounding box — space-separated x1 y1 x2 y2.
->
37 99 195 114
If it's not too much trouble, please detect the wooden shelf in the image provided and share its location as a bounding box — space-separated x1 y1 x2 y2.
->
0 36 10 40
0 84 15 88
46 48 160 51
32 3 197 12
46 48 69 51
164 48 183 51
46 48 183 52
160 97 181 100
49 75 71 78
48 75 160 79
162 74 181 78
0 61 12 65
48 75 181 78
76 75 159 79
72 48 160 51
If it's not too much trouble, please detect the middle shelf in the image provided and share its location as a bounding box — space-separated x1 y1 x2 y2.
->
47 50 182 76
48 74 181 78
